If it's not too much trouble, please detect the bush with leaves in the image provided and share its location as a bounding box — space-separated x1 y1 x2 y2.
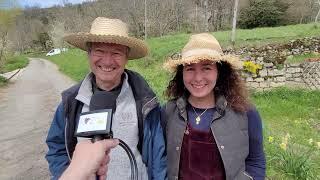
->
238 0 289 29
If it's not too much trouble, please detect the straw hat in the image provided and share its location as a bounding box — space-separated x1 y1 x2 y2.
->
163 33 242 72
63 17 148 60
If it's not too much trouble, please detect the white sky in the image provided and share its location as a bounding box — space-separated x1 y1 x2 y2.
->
17 0 90 8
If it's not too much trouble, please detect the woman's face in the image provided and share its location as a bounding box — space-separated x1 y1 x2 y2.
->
183 60 218 100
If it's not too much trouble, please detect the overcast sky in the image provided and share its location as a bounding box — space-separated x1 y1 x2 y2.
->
17 0 90 8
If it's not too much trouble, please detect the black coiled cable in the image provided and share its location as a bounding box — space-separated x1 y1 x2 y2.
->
92 136 138 180
118 139 138 180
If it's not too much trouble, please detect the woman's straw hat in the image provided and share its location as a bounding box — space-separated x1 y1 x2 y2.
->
163 33 242 72
64 17 148 60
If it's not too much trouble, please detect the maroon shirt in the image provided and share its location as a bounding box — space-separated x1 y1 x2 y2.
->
179 124 226 180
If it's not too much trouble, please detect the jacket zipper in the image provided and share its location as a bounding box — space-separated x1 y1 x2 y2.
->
243 171 253 180
65 117 71 161
176 110 188 179
210 125 228 178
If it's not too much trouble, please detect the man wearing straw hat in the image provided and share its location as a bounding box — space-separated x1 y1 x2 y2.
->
45 17 166 180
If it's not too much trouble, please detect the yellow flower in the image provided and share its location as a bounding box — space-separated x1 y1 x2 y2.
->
280 142 287 151
308 138 313 145
317 142 320 149
243 61 262 75
268 136 274 143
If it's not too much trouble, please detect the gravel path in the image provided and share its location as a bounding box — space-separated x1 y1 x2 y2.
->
0 58 75 180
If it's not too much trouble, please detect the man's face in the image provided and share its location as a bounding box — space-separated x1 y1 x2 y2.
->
88 42 128 91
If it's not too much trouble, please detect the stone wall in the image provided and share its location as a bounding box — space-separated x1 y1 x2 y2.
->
243 62 320 90
225 37 320 65
226 37 320 90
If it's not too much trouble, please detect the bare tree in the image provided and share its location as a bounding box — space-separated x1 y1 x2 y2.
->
231 0 239 47
49 20 66 48
315 0 320 22
144 0 147 39
0 2 20 68
204 0 209 32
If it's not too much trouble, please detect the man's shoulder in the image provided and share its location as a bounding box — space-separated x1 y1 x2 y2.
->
61 82 83 107
125 69 156 98
125 69 146 83
62 83 82 97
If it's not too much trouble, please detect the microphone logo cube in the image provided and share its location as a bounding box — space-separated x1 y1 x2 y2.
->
75 109 112 137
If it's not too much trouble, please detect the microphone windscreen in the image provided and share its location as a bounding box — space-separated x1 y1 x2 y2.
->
89 91 117 111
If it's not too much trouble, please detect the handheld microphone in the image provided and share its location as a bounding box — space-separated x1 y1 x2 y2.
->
75 91 116 140
89 91 117 141
74 91 138 180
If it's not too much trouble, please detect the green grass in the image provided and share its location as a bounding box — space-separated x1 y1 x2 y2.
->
252 87 320 179
0 75 7 87
286 52 320 64
45 49 90 82
219 23 320 47
252 88 320 145
0 55 29 73
146 22 320 50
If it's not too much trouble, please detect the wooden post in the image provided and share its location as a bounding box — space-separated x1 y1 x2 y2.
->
204 0 209 32
315 0 320 23
231 0 239 47
144 0 147 40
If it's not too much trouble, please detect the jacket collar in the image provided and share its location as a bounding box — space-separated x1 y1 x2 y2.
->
75 70 159 113
75 73 93 106
124 69 159 114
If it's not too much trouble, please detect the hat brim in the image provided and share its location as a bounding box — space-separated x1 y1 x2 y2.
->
64 33 149 60
163 54 243 72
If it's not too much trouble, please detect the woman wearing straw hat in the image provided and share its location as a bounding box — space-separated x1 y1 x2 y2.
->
162 33 265 180
46 17 166 180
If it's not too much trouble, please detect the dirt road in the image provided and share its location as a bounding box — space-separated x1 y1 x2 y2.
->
0 58 75 179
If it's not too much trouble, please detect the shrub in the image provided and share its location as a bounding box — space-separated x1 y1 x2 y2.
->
238 0 289 29
266 133 318 179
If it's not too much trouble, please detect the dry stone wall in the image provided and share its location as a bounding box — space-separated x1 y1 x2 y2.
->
223 37 320 90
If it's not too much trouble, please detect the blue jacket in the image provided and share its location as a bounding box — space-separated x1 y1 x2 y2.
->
46 70 167 180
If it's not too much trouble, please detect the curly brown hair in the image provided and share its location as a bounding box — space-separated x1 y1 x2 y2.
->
165 62 250 112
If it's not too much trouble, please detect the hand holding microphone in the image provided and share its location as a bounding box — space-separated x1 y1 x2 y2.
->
73 91 139 180
60 139 119 180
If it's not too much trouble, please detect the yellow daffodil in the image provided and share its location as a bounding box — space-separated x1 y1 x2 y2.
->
268 136 274 143
280 142 287 151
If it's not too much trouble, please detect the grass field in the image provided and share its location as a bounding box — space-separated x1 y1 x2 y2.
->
285 52 320 64
45 23 320 179
0 55 29 86
252 88 320 179
0 55 29 74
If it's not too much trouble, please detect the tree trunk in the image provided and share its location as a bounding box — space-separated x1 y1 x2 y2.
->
204 0 209 32
231 0 239 47
0 30 9 68
144 0 147 39
315 0 320 23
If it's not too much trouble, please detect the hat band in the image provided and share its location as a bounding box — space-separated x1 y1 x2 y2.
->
182 48 222 58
